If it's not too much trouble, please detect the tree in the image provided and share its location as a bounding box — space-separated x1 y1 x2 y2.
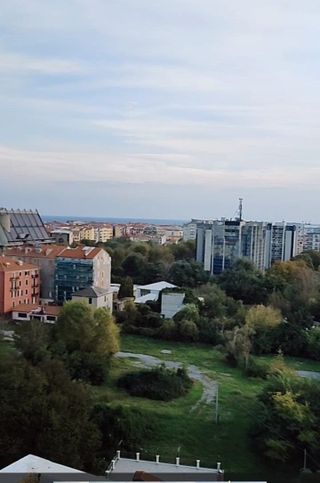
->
225 325 253 369
251 370 320 465
118 276 134 299
245 305 282 330
14 320 50 365
91 404 155 462
306 328 320 361
0 355 100 471
51 302 119 384
218 259 268 304
168 260 209 287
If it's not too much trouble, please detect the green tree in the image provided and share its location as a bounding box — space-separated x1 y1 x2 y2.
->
118 276 134 299
51 302 119 384
0 355 100 471
218 259 268 304
252 370 320 465
14 320 50 365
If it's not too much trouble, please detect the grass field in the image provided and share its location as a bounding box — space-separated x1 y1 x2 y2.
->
106 334 320 481
95 335 269 478
0 331 318 481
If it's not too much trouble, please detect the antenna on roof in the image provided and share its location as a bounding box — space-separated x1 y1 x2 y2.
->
238 197 243 221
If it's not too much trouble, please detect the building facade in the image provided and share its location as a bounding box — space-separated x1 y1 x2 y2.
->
265 222 298 265
54 246 111 303
4 245 65 301
196 220 270 274
72 285 113 311
0 257 40 314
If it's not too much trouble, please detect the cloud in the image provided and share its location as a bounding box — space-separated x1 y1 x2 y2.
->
1 0 320 219
0 52 84 75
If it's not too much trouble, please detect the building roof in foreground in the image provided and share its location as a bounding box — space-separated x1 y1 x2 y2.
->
0 454 83 473
108 456 221 477
73 286 111 298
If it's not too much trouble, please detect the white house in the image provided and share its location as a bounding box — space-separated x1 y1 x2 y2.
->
134 281 176 304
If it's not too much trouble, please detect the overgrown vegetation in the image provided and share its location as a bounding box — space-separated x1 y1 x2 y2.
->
118 365 192 401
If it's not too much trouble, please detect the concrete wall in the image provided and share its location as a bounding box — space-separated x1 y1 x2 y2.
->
161 292 185 319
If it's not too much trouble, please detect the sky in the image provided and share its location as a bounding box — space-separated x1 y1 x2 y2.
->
1 0 320 222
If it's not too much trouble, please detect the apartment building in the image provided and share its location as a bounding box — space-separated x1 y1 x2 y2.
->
265 222 298 265
54 246 111 303
196 219 270 274
95 225 113 242
0 257 40 314
5 245 65 301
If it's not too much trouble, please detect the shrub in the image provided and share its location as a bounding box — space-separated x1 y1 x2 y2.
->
118 365 192 401
245 357 270 379
157 319 177 340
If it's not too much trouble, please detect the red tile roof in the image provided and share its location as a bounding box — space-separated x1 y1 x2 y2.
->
0 256 39 272
5 245 65 259
57 246 105 260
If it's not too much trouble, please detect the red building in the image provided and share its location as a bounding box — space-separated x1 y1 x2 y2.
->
0 257 40 315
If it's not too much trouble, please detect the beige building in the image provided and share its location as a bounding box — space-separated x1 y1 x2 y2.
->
96 225 113 242
72 285 113 311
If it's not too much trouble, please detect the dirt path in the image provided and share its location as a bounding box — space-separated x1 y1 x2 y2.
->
115 351 218 411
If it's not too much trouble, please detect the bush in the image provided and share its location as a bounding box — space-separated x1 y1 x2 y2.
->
245 357 270 379
157 319 177 340
91 403 155 461
118 365 192 401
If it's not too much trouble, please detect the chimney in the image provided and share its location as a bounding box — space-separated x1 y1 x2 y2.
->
111 460 115 470
136 452 140 462
155 455 160 464
0 213 10 233
196 460 200 469
116 450 121 459
217 462 221 472
176 457 180 467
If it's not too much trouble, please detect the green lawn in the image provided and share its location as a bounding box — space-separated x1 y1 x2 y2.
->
95 335 270 478
109 334 320 481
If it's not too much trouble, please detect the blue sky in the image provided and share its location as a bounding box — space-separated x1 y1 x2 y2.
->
1 0 320 221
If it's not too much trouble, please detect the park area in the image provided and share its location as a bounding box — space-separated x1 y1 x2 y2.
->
93 334 320 481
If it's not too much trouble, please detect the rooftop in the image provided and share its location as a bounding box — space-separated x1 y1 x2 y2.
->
136 281 177 292
73 286 111 298
0 256 38 272
107 454 223 481
12 304 61 316
5 245 65 259
0 454 83 473
0 209 51 246
57 246 106 260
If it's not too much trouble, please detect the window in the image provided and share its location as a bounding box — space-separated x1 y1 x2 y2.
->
18 312 27 318
26 279 28 286
46 316 56 322
25 290 28 295
25 271 28 276
88 298 92 304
